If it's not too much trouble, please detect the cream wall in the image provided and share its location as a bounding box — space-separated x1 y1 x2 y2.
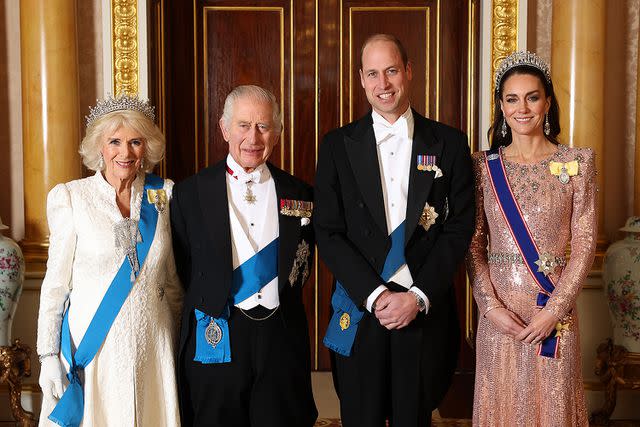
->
528 0 639 241
0 0 103 419
527 0 640 419
0 0 24 241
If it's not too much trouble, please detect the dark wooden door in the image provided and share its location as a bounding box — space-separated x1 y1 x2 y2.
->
151 0 479 416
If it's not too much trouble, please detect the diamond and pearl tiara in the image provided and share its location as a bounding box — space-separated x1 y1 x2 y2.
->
85 94 156 127
494 50 551 91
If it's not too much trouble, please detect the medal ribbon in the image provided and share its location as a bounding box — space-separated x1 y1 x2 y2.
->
484 150 560 358
49 174 164 427
323 222 406 356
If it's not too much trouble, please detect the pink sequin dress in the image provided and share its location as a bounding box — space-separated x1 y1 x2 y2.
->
467 144 597 426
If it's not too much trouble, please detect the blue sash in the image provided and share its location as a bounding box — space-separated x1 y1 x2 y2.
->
193 238 279 364
485 150 559 358
323 222 406 356
49 174 164 427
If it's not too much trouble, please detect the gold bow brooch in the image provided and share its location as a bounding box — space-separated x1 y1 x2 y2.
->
147 189 167 213
549 161 578 184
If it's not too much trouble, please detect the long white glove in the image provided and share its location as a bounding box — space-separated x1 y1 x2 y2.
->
39 356 66 400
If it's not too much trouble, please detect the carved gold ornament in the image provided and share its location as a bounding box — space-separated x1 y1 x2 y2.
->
491 0 518 117
112 0 139 95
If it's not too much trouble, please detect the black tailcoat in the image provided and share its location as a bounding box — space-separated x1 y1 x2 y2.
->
171 160 316 426
314 110 475 417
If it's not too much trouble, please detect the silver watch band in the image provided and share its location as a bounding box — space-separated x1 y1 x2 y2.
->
413 291 426 312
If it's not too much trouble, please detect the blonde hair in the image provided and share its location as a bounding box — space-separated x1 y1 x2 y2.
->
79 109 165 172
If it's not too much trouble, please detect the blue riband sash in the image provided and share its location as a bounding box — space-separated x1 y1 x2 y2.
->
323 222 406 356
49 174 164 427
193 238 279 364
484 149 559 358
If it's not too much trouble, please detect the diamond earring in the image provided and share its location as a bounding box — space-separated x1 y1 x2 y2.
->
98 153 105 170
544 113 551 136
501 118 508 138
140 158 145 171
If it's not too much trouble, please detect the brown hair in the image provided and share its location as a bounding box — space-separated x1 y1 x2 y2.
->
360 34 409 68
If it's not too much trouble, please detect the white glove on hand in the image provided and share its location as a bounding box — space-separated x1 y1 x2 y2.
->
39 356 66 400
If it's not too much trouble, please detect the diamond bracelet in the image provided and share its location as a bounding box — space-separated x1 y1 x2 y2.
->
38 352 58 363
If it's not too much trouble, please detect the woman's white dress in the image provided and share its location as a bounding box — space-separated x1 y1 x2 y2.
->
37 172 183 426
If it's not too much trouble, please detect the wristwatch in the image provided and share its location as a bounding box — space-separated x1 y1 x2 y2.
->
413 292 426 312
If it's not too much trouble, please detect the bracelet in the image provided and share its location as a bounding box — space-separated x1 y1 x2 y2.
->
38 352 57 362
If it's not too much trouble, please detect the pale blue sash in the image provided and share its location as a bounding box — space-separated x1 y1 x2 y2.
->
48 174 163 427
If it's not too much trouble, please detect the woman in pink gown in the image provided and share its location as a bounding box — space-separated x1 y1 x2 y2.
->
467 51 596 426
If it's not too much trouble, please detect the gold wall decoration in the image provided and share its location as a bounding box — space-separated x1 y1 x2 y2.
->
112 0 139 95
491 0 518 115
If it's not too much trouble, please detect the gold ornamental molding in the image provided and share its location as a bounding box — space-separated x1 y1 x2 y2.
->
112 0 139 95
491 0 518 117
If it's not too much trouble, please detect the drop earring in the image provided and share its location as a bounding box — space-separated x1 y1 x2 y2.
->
544 113 551 136
98 153 105 170
501 118 508 138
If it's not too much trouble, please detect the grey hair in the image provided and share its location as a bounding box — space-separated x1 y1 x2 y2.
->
220 85 282 132
79 109 165 172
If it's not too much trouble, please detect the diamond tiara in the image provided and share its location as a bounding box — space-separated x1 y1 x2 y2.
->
494 50 551 91
85 94 156 127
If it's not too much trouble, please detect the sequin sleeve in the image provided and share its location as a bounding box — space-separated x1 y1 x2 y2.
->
36 183 76 356
544 148 597 319
466 152 505 316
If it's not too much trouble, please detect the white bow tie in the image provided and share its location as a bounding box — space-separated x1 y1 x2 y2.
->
373 118 408 141
239 170 261 184
227 164 261 184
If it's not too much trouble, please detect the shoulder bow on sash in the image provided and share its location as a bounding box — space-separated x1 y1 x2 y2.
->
323 222 406 356
484 149 561 358
49 174 164 427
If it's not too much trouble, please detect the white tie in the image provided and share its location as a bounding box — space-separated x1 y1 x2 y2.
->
238 170 261 184
373 117 408 142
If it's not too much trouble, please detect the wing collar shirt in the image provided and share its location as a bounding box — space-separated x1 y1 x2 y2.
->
225 155 279 309
364 107 430 313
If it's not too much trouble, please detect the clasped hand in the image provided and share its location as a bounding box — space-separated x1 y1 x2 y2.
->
486 307 558 344
373 290 419 330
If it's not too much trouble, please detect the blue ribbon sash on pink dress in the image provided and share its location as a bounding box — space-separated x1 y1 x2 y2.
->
484 149 560 358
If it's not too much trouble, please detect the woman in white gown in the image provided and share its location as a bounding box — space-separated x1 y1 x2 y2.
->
36 95 183 427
